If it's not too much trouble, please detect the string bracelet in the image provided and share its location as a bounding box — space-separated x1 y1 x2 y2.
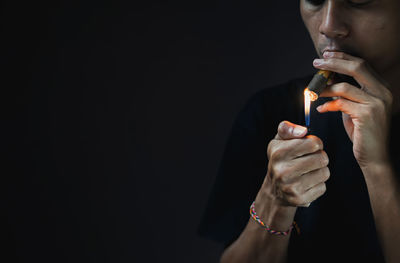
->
250 201 300 236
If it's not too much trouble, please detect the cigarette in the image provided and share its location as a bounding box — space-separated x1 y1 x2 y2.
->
306 70 333 101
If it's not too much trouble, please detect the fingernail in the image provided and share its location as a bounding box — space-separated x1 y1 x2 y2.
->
293 126 307 136
313 59 323 66
316 105 322 112
323 51 334 58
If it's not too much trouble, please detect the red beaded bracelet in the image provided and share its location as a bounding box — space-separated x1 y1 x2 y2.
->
250 201 300 236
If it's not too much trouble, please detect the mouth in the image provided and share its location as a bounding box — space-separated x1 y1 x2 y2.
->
320 48 345 57
317 44 362 88
320 45 360 58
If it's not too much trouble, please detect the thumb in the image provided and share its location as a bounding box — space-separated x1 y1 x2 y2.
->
275 121 307 140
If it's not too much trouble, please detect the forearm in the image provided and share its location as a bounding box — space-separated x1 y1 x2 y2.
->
221 120 327 263
220 195 296 263
362 163 400 263
220 219 290 263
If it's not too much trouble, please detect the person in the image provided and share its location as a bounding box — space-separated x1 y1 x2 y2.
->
197 0 400 262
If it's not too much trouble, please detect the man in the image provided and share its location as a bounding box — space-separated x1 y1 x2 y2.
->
198 0 400 262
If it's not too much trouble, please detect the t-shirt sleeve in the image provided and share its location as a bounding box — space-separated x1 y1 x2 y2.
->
196 90 275 248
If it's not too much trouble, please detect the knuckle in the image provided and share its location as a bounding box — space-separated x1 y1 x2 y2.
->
309 136 323 151
281 183 298 196
285 196 295 205
287 195 304 206
335 98 344 108
272 164 289 181
270 165 280 178
354 60 366 73
312 184 327 201
319 183 327 195
289 184 299 196
270 146 285 162
359 107 371 118
368 102 382 118
321 167 331 181
294 196 306 206
267 140 276 159
374 97 386 111
277 121 291 136
336 82 349 93
384 89 393 105
319 151 329 167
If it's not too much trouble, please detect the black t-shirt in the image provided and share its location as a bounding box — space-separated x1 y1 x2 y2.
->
198 75 400 262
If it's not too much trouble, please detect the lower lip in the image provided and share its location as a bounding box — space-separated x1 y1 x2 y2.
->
322 50 341 56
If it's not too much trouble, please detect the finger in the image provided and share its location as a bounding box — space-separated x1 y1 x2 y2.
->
288 150 329 176
322 51 379 82
292 135 324 158
319 82 370 103
274 150 328 185
323 51 390 87
285 182 327 207
302 182 327 205
275 121 307 140
269 135 324 161
297 167 330 193
314 54 384 98
316 98 362 116
278 165 329 200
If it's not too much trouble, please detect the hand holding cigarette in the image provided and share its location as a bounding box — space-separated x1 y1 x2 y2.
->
313 51 393 170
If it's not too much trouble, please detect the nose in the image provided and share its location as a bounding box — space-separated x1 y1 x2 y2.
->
319 1 349 39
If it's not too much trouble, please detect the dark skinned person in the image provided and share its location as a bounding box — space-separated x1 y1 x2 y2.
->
198 0 400 262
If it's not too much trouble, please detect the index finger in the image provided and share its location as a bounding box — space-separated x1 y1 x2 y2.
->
314 52 386 98
319 82 370 103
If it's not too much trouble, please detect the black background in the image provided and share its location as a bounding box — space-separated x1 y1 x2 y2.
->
4 1 316 262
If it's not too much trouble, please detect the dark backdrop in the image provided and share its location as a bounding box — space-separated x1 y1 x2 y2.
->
3 1 316 262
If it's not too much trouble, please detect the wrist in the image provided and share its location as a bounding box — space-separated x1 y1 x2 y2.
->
361 161 396 189
253 191 297 232
361 161 392 177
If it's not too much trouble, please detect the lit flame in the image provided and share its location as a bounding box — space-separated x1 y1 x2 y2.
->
304 88 312 127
